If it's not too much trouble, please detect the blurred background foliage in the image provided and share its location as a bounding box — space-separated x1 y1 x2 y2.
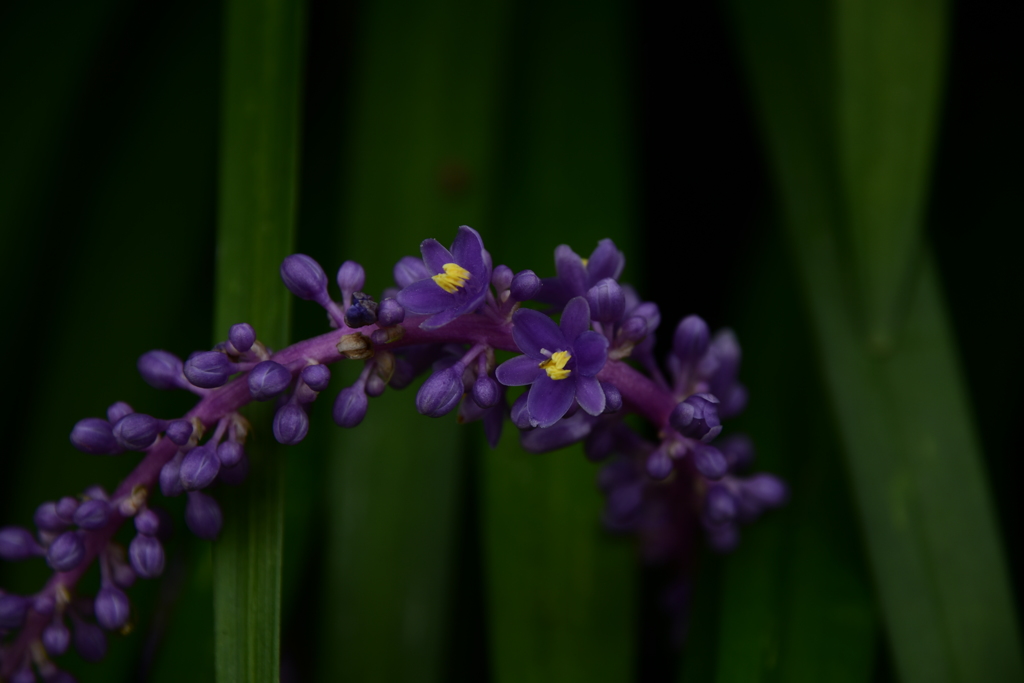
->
0 0 1020 681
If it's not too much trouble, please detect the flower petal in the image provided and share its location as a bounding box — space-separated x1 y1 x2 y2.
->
450 226 486 278
420 238 454 274
554 244 588 298
574 374 606 416
586 238 625 285
560 296 591 341
527 374 576 428
573 330 609 376
421 306 466 330
511 308 567 359
496 355 545 386
393 256 430 288
396 278 454 314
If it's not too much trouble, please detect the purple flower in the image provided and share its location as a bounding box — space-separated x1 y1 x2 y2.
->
496 297 609 428
396 226 491 329
537 239 625 309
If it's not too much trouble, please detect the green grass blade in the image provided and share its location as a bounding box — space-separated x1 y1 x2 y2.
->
211 1 305 682
483 0 637 679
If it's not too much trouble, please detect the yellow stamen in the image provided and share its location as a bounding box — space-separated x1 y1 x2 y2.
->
539 350 572 380
581 257 589 267
432 263 471 293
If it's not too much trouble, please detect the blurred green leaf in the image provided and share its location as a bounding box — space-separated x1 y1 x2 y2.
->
728 0 1024 680
211 1 305 682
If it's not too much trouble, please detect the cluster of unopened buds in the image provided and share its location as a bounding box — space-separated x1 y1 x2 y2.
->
0 226 786 681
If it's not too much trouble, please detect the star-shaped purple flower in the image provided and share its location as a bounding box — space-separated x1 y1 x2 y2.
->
396 226 492 329
496 297 609 428
536 239 625 308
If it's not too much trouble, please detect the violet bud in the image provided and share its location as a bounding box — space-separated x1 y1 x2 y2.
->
112 561 136 589
183 351 234 388
672 315 710 363
165 419 193 446
333 386 368 428
601 381 622 414
646 447 674 480
106 401 134 424
217 441 244 468
134 508 161 536
43 621 71 656
95 586 130 631
344 292 378 328
159 453 185 497
415 364 465 418
510 391 532 430
33 594 56 616
337 260 366 295
619 316 647 342
35 502 66 531
129 534 165 578
280 253 329 302
583 426 615 462
273 404 309 445
741 474 789 510
630 302 661 335
669 394 722 442
74 619 108 662
705 485 737 524
185 492 222 540
377 297 405 326
137 350 185 390
47 531 85 572
393 255 430 288
301 364 331 392
10 669 37 683
70 418 119 455
179 444 221 491
586 278 626 323
692 444 728 480
472 374 500 409
718 434 754 472
218 455 250 486
509 269 542 301
73 499 111 530
0 594 28 630
0 526 42 560
248 360 292 401
229 323 256 353
491 264 513 292
55 497 79 523
113 413 165 450
365 374 386 397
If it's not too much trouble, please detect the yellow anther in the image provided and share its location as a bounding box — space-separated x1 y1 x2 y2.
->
581 257 589 267
432 263 471 293
539 350 572 380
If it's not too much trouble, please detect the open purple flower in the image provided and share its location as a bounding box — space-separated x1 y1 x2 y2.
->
396 226 491 329
537 239 625 308
496 297 609 428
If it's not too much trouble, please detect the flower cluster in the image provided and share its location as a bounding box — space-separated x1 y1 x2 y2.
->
0 226 785 680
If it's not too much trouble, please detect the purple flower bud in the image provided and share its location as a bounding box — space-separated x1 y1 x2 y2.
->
619 316 648 342
510 269 541 301
586 278 625 323
472 374 500 409
337 260 366 295
129 534 165 578
718 434 754 472
217 441 245 468
95 586 130 631
0 594 28 629
377 297 405 326
183 351 234 388
165 419 193 446
159 453 185 497
43 621 71 655
0 526 42 560
218 455 250 486
47 531 85 571
73 500 111 530
134 509 161 536
35 502 66 531
10 668 37 683
333 386 368 428
669 394 722 442
673 315 710 363
692 444 728 480
106 401 134 423
112 561 136 588
301 364 331 392
55 497 79 524
393 255 430 288
646 448 674 480
365 374 386 397
180 444 221 491
185 492 222 540
248 360 292 401
510 391 532 429
344 292 378 328
601 382 622 414
741 474 789 510
74 619 108 661
229 323 256 353
113 413 165 451
415 364 465 417
137 350 185 390
705 485 737 523
273 404 309 445
70 418 119 455
706 521 739 553
34 593 56 616
491 264 513 291
520 413 593 453
280 253 329 302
